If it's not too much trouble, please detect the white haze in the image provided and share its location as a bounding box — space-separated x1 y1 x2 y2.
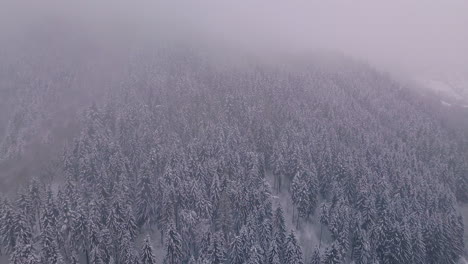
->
1 0 467 78
0 2 467 261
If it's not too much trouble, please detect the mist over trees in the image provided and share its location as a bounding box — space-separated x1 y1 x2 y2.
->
0 39 467 264
0 1 468 262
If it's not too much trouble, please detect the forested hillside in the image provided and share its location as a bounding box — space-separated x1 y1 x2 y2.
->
0 45 467 264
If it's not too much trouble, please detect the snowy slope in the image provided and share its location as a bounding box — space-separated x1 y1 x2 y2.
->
417 78 464 101
415 70 468 106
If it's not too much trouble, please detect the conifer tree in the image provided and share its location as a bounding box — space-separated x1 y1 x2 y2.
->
309 247 321 264
284 231 303 264
72 205 88 261
291 170 309 226
0 200 16 254
273 207 286 262
141 236 157 264
119 230 140 264
10 241 40 264
40 224 64 264
258 219 273 255
164 224 183 264
136 169 157 229
247 245 262 264
16 192 34 232
323 241 342 264
89 244 104 264
209 233 226 264
28 178 43 232
199 231 213 262
267 240 280 264
70 252 79 264
228 235 245 264
187 256 197 264
14 210 33 247
351 223 370 264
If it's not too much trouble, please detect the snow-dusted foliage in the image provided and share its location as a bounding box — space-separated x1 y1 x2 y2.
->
0 48 467 264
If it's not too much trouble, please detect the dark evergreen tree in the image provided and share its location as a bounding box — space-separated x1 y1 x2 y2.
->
209 233 226 264
136 168 157 229
291 170 310 226
267 240 280 264
273 206 287 263
309 247 321 264
10 241 40 264
28 177 43 232
0 200 16 254
16 192 34 233
72 205 88 262
70 252 79 264
284 231 303 264
119 230 140 264
323 241 342 264
228 235 245 264
89 244 104 264
258 219 273 254
247 244 262 264
164 224 183 264
40 224 64 264
14 209 33 248
141 236 157 264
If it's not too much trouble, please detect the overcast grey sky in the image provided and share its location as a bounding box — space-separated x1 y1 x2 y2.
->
1 0 467 76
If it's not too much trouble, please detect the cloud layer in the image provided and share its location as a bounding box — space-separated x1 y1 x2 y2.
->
1 0 467 75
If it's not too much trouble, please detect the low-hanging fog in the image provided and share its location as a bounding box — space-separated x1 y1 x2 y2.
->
2 0 467 75
0 1 467 264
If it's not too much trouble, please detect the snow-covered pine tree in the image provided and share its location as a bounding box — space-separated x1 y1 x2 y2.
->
258 219 273 256
284 230 303 264
40 224 64 264
410 223 425 264
164 223 183 264
267 240 280 264
72 205 88 261
0 200 16 254
273 206 286 263
119 230 140 264
106 201 124 251
187 256 197 264
351 222 370 264
14 208 33 247
209 232 226 264
125 206 138 241
10 241 40 264
272 141 284 194
228 235 245 264
141 236 157 264
291 170 309 227
70 252 79 264
323 241 342 264
136 164 157 229
99 228 113 264
28 177 43 232
89 244 104 264
309 247 321 264
16 192 34 232
247 244 263 264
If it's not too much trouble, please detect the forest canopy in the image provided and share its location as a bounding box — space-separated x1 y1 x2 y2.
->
0 44 466 263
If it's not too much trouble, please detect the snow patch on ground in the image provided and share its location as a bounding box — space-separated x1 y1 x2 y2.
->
441 100 452 106
417 78 464 101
